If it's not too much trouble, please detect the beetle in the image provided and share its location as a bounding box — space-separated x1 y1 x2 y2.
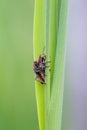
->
33 54 50 84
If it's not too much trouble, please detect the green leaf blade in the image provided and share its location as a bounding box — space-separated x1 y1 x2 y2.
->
47 0 68 130
33 0 45 130
33 0 68 130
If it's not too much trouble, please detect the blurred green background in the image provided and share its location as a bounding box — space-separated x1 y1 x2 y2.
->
0 0 39 130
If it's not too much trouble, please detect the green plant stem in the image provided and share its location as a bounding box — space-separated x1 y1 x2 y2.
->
45 0 50 129
49 0 61 93
47 0 68 130
33 0 45 130
33 0 68 130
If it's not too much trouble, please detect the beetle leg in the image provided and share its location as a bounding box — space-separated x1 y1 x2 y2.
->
45 61 50 63
36 78 46 84
45 66 49 68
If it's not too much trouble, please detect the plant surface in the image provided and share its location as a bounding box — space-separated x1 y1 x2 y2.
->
33 0 68 130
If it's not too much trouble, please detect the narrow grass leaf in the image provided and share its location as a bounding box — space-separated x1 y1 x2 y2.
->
49 0 62 93
45 0 50 129
47 0 68 130
33 0 45 130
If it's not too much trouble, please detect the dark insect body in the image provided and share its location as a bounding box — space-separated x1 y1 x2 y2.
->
33 54 49 84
